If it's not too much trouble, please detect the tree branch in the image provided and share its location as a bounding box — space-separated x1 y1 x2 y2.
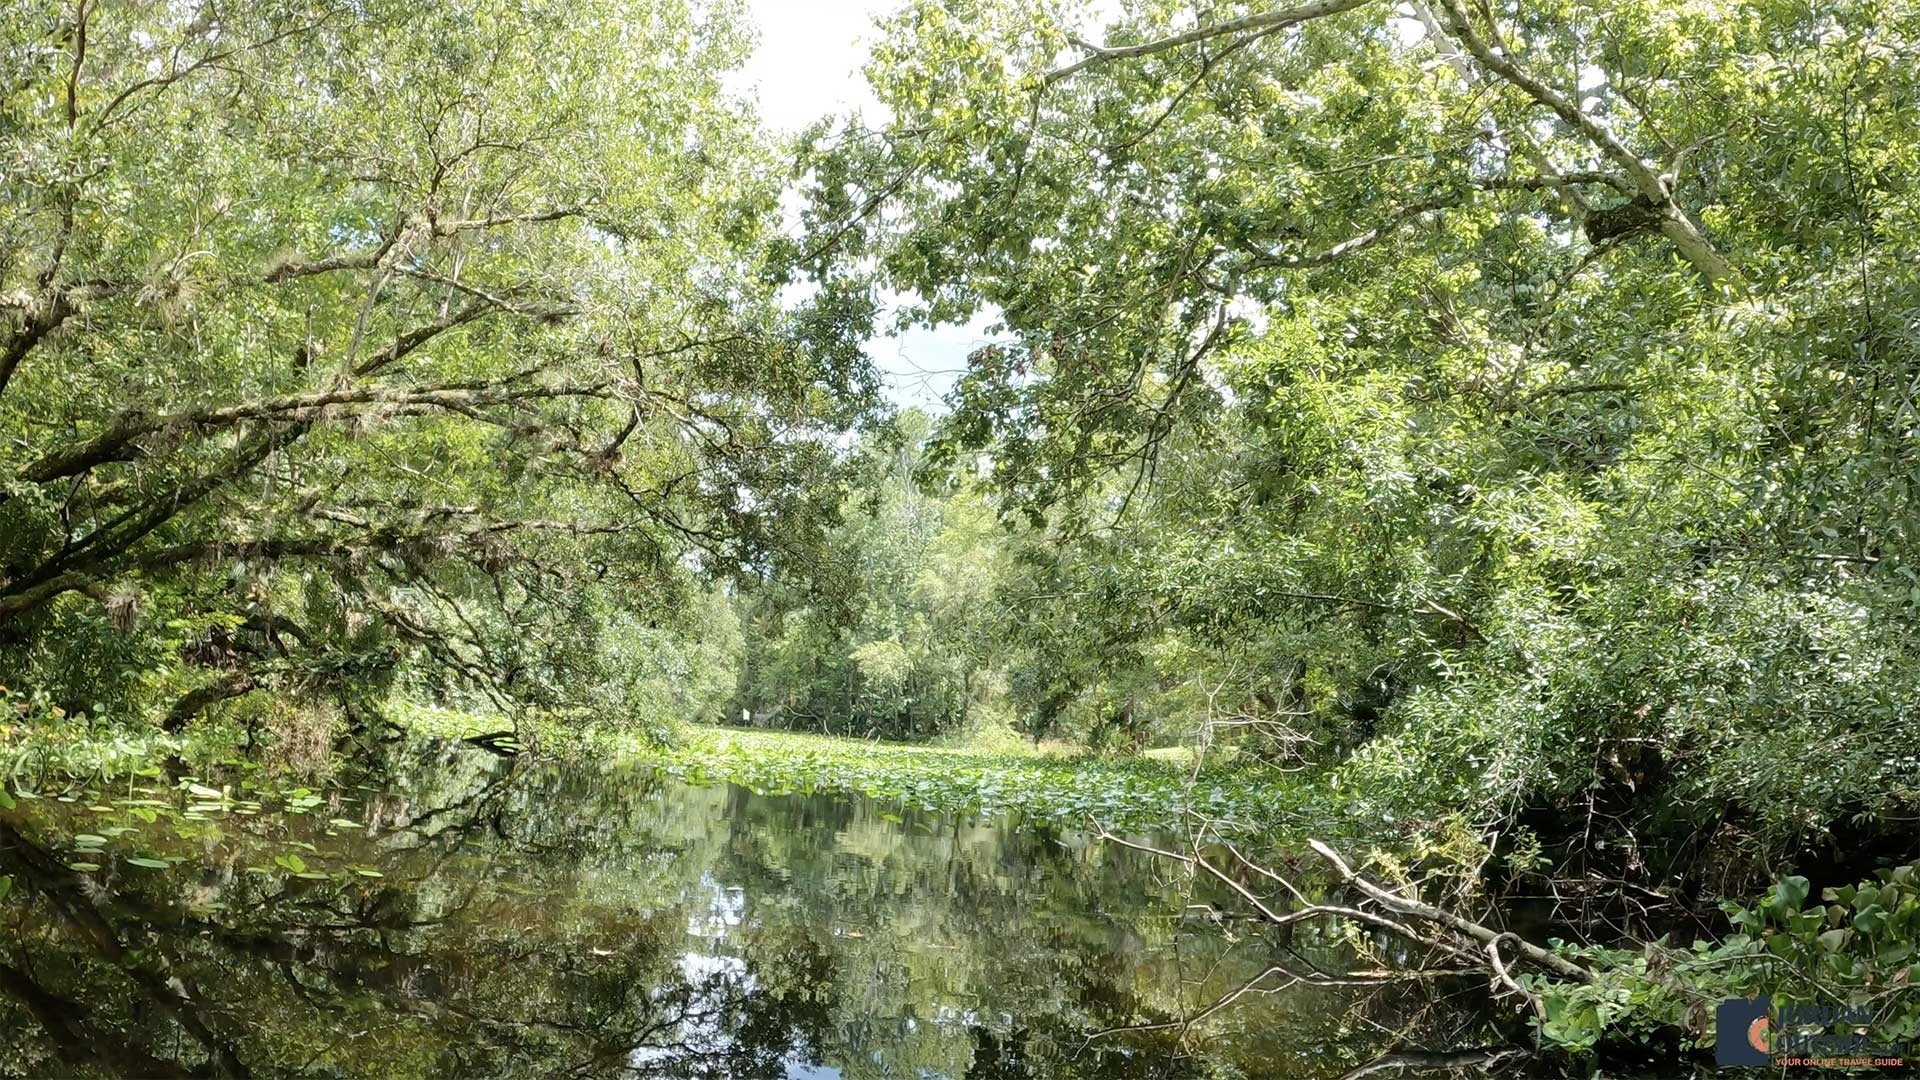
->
1046 0 1376 84
17 377 606 488
1433 0 1739 287
1307 838 1594 982
1243 176 1627 272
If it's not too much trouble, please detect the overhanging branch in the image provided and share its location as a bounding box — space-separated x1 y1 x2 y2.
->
18 377 608 488
1432 0 1740 287
1045 0 1376 84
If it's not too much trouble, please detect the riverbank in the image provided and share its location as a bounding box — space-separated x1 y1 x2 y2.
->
1 704 1314 835
395 705 1313 834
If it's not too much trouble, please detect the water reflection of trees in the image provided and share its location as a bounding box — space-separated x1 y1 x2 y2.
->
0 747 1494 1077
0 818 838 1078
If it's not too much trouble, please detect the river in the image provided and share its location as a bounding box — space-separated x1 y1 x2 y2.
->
0 739 1506 1078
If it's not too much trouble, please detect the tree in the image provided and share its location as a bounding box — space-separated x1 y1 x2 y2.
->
0 0 880 731
807 0 1920 876
730 413 1017 740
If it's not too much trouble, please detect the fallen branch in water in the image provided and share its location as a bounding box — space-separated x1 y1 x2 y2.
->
1336 1046 1530 1080
460 730 522 757
1081 954 1430 1049
1090 827 1487 968
1306 838 1593 984
1090 823 1595 1026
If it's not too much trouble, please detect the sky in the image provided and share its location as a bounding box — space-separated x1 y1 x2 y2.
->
730 0 1003 413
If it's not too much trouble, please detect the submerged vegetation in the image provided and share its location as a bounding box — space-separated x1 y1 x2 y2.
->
4 0 1920 1073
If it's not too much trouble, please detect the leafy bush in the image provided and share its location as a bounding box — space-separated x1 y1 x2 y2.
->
1533 861 1920 1055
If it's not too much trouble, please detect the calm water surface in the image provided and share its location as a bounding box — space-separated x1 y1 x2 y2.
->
0 741 1503 1078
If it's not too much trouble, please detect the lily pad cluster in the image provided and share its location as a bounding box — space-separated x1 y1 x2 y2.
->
1 772 385 886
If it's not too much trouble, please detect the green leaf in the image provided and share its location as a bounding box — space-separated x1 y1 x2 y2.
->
125 857 171 869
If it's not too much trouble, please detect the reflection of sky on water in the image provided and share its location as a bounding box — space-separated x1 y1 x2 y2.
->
679 875 849 1078
625 948 846 1078
688 872 746 938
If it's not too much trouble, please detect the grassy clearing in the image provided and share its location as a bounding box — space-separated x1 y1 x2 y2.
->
395 705 1308 834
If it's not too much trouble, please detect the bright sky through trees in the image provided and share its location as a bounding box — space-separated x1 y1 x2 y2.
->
736 0 1005 409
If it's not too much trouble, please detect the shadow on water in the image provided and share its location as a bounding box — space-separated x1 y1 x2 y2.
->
0 741 1512 1078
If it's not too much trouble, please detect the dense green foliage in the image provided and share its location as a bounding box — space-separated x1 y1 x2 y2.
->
788 0 1920 886
728 413 1013 741
1534 859 1920 1056
8 0 1920 1068
2 0 871 740
726 414 1325 754
12 0 1916 877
